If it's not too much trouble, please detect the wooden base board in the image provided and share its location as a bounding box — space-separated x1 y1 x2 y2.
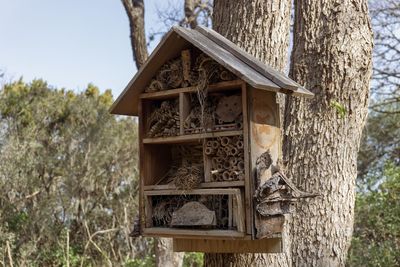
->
173 238 282 253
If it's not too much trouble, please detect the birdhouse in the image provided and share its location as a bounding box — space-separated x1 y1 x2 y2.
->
111 26 314 253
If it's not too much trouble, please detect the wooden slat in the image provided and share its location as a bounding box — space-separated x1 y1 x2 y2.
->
235 190 245 233
143 228 246 239
203 141 212 182
143 180 245 190
241 82 253 236
196 26 299 91
140 80 243 100
173 238 282 253
179 93 190 135
142 130 243 144
249 88 283 239
143 188 241 196
144 196 152 227
228 195 233 228
138 100 145 233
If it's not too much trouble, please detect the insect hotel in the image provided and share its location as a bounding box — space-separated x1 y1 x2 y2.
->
111 26 314 253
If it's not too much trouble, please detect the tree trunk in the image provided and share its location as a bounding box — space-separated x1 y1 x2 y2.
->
284 0 373 266
184 0 198 29
121 0 148 70
155 238 184 267
207 0 373 266
205 0 291 265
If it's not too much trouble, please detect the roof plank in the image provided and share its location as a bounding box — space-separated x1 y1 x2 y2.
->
196 26 304 91
173 26 281 91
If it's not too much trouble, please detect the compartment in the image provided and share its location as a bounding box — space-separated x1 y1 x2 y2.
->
144 48 235 93
143 189 245 234
204 135 245 182
183 90 243 134
143 143 204 187
143 98 180 138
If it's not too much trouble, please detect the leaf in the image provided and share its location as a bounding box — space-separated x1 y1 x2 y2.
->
330 100 347 118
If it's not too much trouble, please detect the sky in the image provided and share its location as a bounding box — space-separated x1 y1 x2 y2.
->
0 0 176 98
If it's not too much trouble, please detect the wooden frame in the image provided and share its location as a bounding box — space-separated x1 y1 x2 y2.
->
137 77 284 251
143 188 245 239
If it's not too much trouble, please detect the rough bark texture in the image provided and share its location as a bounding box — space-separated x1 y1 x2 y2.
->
284 0 374 266
155 238 184 267
121 0 148 70
205 1 291 265
184 0 198 29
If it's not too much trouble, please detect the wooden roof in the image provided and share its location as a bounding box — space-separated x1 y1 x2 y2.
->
111 26 313 116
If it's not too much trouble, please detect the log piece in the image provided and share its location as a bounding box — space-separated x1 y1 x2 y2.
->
216 95 242 123
170 201 216 227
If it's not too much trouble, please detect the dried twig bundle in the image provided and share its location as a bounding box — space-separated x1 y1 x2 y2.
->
173 165 203 190
147 100 179 137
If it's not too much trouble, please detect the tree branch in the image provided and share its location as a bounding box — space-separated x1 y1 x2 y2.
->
121 0 148 69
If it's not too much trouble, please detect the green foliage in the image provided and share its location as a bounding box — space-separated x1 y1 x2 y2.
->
183 252 204 267
357 104 400 188
330 100 347 118
348 162 400 267
0 79 146 266
124 254 155 267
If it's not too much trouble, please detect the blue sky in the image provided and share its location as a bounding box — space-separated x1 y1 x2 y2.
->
0 0 177 97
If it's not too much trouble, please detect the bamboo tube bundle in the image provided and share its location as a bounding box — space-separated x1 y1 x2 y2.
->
237 160 245 171
229 157 237 167
211 141 219 150
220 136 231 146
236 139 244 149
204 146 214 155
222 171 230 181
205 135 245 182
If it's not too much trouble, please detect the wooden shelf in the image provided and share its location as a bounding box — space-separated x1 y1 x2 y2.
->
144 188 241 196
143 180 245 190
140 79 243 100
143 228 246 239
143 130 243 144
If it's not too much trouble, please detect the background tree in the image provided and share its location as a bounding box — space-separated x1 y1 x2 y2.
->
347 1 400 266
0 80 144 266
348 162 400 266
357 0 400 183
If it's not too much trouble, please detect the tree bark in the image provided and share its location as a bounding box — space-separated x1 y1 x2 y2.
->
205 0 291 265
208 0 373 266
121 0 148 70
184 0 198 29
284 0 373 266
155 238 184 267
